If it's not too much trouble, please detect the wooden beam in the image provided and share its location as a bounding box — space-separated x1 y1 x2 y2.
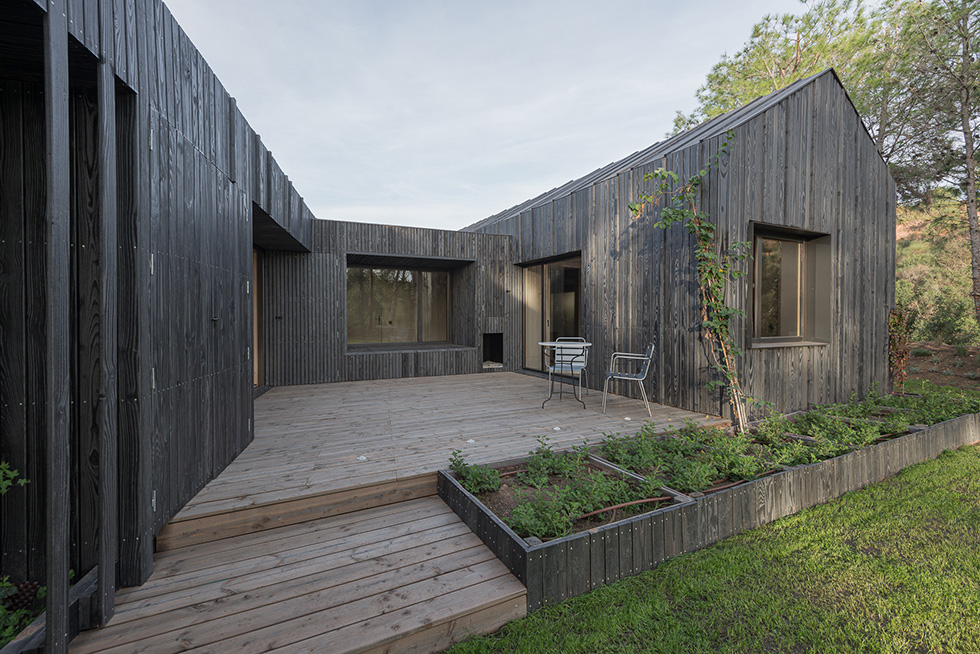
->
43 0 71 652
96 0 118 624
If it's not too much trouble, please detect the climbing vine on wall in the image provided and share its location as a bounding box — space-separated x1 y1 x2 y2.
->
629 133 751 431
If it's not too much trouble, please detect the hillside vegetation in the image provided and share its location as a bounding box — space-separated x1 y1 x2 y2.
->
896 193 979 346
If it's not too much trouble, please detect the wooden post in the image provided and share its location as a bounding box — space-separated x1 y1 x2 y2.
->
96 0 118 624
44 0 71 651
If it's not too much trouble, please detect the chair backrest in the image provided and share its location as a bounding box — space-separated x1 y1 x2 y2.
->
637 342 655 379
554 343 587 367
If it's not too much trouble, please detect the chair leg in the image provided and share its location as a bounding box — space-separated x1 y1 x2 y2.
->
637 380 652 417
542 369 556 409
602 377 610 413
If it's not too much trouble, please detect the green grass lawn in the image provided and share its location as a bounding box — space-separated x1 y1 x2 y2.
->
449 443 980 654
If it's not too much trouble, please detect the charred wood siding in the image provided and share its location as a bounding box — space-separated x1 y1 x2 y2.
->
468 72 895 419
262 220 518 385
1 0 314 638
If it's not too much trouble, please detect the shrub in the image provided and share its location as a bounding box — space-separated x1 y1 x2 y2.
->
448 450 501 495
955 343 970 357
506 487 581 540
911 347 933 357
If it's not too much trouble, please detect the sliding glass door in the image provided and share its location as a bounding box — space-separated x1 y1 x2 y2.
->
523 255 582 370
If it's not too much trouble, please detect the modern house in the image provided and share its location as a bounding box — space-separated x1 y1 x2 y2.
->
0 0 894 651
262 69 895 419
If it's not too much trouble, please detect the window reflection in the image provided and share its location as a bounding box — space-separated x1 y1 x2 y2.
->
346 267 449 344
757 237 801 339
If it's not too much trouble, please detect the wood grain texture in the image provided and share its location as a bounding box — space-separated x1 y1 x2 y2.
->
160 372 726 549
70 498 526 654
2 0 315 610
44 2 72 651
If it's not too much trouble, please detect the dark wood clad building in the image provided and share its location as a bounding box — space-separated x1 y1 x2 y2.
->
465 69 896 420
0 0 312 647
0 0 893 648
259 219 518 386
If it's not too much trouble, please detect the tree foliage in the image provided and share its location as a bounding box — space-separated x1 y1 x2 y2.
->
896 189 980 343
673 0 961 201
898 0 980 325
676 0 980 335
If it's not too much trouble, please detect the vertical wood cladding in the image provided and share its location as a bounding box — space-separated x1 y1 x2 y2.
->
262 220 518 386
468 71 895 419
1 0 313 599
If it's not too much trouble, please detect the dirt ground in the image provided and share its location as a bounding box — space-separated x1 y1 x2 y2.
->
905 342 980 392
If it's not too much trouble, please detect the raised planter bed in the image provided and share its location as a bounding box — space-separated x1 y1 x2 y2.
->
438 412 980 611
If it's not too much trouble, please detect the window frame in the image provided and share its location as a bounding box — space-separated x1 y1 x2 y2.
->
345 265 452 346
748 223 832 349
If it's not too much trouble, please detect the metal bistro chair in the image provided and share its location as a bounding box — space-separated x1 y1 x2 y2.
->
543 341 589 409
555 336 589 396
602 342 655 417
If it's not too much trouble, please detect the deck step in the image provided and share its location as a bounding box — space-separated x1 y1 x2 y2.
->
71 498 526 654
155 472 438 551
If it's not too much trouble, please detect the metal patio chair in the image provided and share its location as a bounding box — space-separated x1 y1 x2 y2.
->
602 342 655 417
543 341 589 408
556 336 589 395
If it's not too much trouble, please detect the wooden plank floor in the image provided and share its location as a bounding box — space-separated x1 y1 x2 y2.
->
158 373 728 549
70 498 526 654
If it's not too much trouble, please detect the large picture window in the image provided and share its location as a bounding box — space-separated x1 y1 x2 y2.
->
751 225 831 347
346 267 449 344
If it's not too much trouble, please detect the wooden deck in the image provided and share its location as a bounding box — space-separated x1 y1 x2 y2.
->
73 373 725 653
70 498 526 653
158 372 728 549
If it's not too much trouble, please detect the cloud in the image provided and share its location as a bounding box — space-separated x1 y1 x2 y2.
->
165 0 805 230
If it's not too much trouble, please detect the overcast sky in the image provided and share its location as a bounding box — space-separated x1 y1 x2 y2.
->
164 0 805 231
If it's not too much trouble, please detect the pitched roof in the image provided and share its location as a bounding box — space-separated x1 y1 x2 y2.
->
463 68 856 232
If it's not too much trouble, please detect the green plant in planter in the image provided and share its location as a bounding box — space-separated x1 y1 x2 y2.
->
764 438 817 467
669 459 717 494
566 470 632 515
517 436 584 488
753 411 794 446
448 450 501 495
793 413 878 453
879 388 980 424
672 425 769 481
507 487 582 540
